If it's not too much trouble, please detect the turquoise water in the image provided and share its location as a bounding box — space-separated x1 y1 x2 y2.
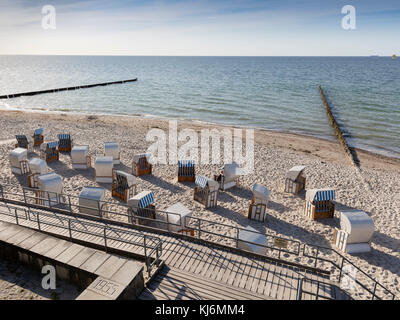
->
0 56 399 157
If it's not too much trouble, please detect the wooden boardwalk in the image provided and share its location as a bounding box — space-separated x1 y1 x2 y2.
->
0 203 341 300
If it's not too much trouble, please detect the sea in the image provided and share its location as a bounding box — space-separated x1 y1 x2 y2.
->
0 55 399 158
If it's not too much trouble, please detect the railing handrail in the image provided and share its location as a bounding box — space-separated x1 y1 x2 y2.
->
0 183 396 300
0 202 162 277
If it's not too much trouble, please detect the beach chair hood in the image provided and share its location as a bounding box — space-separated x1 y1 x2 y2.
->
165 202 192 232
128 191 154 209
252 183 270 203
34 128 44 136
340 210 374 244
222 162 241 181
286 165 306 182
195 175 219 192
36 172 63 194
71 145 89 163
9 148 28 167
306 189 336 203
95 156 113 176
133 153 151 163
28 158 48 175
115 170 137 187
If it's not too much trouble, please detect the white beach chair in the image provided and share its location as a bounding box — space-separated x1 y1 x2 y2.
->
71 145 91 169
304 189 335 220
163 202 194 236
35 172 64 207
215 162 241 190
94 156 114 183
104 142 120 165
132 153 152 176
112 170 137 202
193 175 219 208
248 183 270 222
79 186 106 217
28 158 48 188
237 225 267 255
333 210 375 254
9 148 29 175
127 191 156 225
284 165 306 194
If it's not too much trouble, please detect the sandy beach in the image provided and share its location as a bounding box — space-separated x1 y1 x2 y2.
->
0 110 399 299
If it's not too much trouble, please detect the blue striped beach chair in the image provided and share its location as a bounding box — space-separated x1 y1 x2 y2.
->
127 191 156 225
193 175 219 208
32 128 44 147
15 135 33 151
57 133 73 152
40 141 59 163
178 160 195 182
304 189 336 220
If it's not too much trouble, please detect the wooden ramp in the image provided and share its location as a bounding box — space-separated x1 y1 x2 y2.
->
0 203 345 300
139 266 268 300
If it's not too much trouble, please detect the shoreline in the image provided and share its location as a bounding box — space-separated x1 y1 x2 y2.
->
1 109 399 170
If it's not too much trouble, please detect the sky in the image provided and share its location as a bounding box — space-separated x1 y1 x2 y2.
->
0 0 399 56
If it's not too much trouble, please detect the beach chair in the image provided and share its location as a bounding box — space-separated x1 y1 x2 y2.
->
237 225 267 255
304 189 335 220
178 160 195 182
9 148 29 175
35 172 64 207
71 145 91 169
94 156 114 183
32 128 44 147
40 141 59 163
112 170 137 202
333 210 374 254
127 191 156 226
193 175 219 208
28 158 48 188
57 134 73 152
248 184 270 222
104 142 120 164
79 187 107 217
214 162 241 190
15 135 33 152
284 165 306 194
132 153 152 176
164 202 194 236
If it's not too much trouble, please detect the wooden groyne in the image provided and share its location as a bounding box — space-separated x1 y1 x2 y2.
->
0 78 138 99
319 86 360 167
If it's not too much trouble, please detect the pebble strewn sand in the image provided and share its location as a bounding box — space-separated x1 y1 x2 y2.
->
0 110 399 299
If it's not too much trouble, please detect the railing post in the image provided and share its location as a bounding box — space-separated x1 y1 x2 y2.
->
297 278 303 300
198 219 201 239
339 256 345 283
104 227 107 252
166 213 170 233
315 247 319 268
15 208 19 225
22 188 27 204
372 282 377 300
68 219 72 239
37 213 41 231
143 236 149 277
236 228 239 248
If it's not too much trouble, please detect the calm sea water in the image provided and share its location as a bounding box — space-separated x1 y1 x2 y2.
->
0 56 399 158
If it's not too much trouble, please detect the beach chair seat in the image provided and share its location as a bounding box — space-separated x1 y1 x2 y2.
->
248 184 270 222
94 156 114 183
40 141 59 163
15 135 33 152
79 187 106 217
132 153 152 176
284 165 306 194
35 172 64 207
237 225 267 255
28 158 48 188
214 162 241 191
112 170 137 202
9 148 29 175
304 189 335 220
104 142 120 164
57 134 73 152
333 210 374 254
32 128 44 147
71 145 91 169
163 202 194 235
193 175 219 208
178 160 195 182
127 191 156 226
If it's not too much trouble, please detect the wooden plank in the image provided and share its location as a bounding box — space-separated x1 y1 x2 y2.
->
263 262 276 297
7 228 36 246
226 253 245 286
215 250 233 282
80 251 111 273
18 233 48 250
30 237 62 256
46 240 74 260
250 258 264 293
256 260 271 295
238 257 254 289
55 243 85 265
0 224 25 241
68 247 97 269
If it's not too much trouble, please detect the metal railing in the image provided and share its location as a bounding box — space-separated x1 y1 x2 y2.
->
0 183 396 300
0 202 162 277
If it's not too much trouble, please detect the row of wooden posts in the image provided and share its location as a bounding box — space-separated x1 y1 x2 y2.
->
318 86 358 167
0 78 138 99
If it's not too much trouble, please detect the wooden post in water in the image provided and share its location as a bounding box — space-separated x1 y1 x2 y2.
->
318 86 359 167
0 78 138 99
